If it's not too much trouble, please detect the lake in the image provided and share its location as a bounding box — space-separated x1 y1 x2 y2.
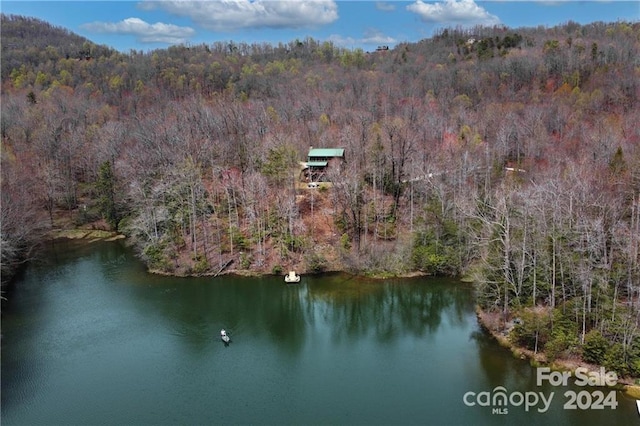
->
1 240 637 425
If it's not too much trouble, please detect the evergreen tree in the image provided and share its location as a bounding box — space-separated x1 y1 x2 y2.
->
96 161 118 230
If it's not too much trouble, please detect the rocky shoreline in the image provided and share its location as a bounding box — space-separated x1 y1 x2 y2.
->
475 307 640 398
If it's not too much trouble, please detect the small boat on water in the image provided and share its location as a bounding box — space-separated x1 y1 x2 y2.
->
220 329 230 344
636 399 640 416
284 271 300 283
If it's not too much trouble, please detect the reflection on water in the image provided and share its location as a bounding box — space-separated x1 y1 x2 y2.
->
302 274 473 343
1 240 636 425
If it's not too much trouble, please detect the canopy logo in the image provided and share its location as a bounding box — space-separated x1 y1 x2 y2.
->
462 387 553 414
462 367 619 415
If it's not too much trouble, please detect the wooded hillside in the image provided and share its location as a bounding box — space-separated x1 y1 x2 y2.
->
2 15 639 376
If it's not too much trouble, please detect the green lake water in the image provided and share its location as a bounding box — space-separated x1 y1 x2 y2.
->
1 240 637 425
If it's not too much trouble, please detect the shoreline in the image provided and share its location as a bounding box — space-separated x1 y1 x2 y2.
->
475 306 640 398
48 229 126 243
145 266 430 280
47 232 427 281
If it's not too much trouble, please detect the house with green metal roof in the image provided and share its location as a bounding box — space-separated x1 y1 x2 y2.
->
305 147 345 182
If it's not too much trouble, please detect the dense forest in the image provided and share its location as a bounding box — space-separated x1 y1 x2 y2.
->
1 14 639 377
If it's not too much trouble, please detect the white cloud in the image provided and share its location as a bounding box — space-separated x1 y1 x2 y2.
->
361 28 397 44
407 0 500 26
81 17 195 44
329 28 396 48
140 0 339 31
375 1 396 12
327 34 358 47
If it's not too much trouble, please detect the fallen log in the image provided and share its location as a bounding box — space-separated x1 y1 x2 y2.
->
214 259 234 277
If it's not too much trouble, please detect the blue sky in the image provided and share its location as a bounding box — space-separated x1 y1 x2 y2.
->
1 1 638 52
